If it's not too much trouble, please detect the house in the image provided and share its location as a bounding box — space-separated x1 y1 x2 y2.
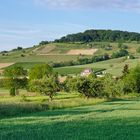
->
81 68 93 77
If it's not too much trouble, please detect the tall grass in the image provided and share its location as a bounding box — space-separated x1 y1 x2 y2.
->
0 93 106 118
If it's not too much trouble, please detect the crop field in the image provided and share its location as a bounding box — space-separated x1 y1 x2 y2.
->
0 54 87 63
0 94 140 140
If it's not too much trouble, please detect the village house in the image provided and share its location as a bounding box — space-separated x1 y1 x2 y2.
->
81 68 93 77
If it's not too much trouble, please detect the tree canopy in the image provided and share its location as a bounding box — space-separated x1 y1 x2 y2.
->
55 29 140 43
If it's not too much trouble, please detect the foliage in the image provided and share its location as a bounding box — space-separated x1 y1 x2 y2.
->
29 64 59 100
4 66 27 78
10 87 16 96
55 29 140 43
128 54 135 59
52 54 110 68
29 64 53 80
136 46 140 53
122 65 140 93
111 49 129 58
4 66 28 96
39 41 49 45
77 77 104 98
30 76 59 100
103 74 121 97
122 64 129 76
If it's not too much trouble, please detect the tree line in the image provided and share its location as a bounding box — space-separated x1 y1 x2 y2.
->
52 49 131 69
1 64 140 100
54 29 140 43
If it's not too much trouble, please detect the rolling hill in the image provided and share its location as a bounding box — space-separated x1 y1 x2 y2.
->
1 29 140 76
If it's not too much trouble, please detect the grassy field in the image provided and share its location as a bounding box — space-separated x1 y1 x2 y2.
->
4 57 140 76
2 56 140 77
55 57 140 76
54 67 104 75
0 54 87 63
0 95 140 140
0 89 106 117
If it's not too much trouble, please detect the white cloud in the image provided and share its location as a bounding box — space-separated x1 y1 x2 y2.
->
34 0 140 10
0 23 89 51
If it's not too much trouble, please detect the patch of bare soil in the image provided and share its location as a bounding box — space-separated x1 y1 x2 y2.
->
0 63 14 69
67 49 98 55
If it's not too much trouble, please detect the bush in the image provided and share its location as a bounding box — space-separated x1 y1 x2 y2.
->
103 74 121 97
136 47 140 53
111 49 129 58
122 65 140 93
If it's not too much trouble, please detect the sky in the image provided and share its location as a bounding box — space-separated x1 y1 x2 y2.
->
1 0 140 51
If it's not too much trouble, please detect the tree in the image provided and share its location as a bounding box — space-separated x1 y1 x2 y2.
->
39 41 49 46
122 65 140 93
55 29 140 43
77 77 104 98
103 74 121 97
111 49 129 58
17 47 23 50
64 76 80 92
30 76 59 100
29 64 59 100
4 66 27 96
122 64 129 76
29 64 53 80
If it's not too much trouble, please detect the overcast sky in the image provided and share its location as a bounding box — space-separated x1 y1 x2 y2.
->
1 0 140 50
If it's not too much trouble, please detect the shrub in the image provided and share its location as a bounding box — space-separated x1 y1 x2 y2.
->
122 65 140 93
137 47 140 53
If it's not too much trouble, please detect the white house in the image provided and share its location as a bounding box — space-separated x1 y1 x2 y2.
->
81 68 93 77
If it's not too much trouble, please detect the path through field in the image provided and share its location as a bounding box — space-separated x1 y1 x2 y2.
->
0 97 140 140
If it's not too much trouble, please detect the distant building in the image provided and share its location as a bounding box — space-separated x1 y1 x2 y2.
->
81 68 93 77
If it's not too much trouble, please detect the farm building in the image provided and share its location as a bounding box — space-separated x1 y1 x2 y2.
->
81 68 93 77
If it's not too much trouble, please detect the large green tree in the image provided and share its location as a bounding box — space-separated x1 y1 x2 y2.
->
4 66 27 96
29 64 59 100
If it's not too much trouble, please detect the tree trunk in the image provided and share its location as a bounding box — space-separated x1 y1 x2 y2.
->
49 93 53 101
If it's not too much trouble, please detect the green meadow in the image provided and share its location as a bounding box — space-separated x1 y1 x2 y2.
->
0 95 140 140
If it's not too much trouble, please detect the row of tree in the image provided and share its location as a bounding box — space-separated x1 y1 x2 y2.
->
64 64 140 98
52 49 131 69
3 64 59 100
1 64 140 100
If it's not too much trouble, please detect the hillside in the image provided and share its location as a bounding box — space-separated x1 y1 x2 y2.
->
0 42 139 62
1 30 140 76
